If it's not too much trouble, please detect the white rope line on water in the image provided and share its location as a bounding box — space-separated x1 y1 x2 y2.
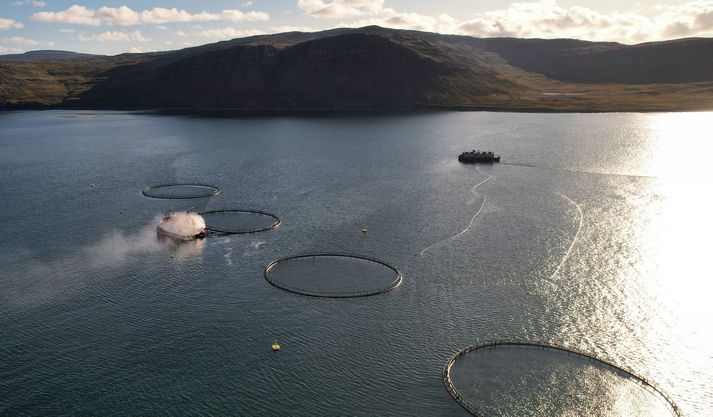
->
548 191 584 280
420 174 492 257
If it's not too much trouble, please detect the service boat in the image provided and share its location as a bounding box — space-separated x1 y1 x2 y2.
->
156 212 206 241
458 150 501 163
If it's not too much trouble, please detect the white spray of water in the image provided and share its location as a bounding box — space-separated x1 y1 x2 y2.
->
242 240 267 257
158 212 206 237
5 214 204 308
420 174 492 257
207 237 231 248
88 218 163 267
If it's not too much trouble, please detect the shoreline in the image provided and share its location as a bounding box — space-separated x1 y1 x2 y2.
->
2 103 712 115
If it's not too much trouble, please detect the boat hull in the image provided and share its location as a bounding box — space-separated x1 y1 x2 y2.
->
458 155 500 163
157 224 206 241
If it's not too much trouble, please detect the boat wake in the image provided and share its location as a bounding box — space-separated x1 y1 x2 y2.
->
501 162 663 181
546 192 584 281
420 174 492 257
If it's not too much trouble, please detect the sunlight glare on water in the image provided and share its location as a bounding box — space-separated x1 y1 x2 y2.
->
644 112 713 179
638 113 713 367
547 112 713 416
1 110 712 416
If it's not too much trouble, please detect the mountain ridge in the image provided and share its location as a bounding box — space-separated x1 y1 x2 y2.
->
0 50 100 61
2 26 713 112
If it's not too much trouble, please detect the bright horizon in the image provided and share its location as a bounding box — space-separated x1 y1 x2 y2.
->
1 0 713 55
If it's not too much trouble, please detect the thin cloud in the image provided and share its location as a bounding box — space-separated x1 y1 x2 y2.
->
456 0 713 42
78 30 149 42
659 0 713 37
139 8 219 24
457 0 655 41
0 18 24 30
33 5 270 26
0 45 22 53
96 6 140 26
11 0 46 7
221 10 270 23
2 36 54 46
302 0 713 43
298 0 384 18
269 25 317 33
32 5 101 26
195 27 264 39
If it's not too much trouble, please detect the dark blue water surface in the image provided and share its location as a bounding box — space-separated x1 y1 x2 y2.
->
1 110 711 416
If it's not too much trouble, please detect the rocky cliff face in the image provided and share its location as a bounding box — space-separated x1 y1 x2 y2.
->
79 44 281 108
76 33 508 109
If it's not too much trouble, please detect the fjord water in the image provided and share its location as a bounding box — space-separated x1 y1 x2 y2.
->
0 110 711 416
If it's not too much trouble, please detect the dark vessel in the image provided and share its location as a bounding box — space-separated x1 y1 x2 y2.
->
458 150 500 163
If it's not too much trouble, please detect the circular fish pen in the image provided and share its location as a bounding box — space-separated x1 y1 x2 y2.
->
443 340 682 417
142 183 221 199
264 253 402 298
199 209 280 234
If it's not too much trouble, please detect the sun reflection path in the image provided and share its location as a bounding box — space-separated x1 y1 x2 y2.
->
644 112 713 179
601 113 713 410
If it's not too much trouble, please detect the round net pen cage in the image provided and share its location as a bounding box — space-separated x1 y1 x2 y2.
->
442 340 682 417
199 209 280 234
142 183 221 199
264 253 403 298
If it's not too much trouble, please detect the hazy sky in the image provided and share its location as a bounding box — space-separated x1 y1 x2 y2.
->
1 0 712 54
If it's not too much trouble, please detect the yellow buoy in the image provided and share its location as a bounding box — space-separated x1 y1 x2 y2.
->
271 339 280 352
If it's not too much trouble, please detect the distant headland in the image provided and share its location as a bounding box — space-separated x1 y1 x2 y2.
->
2 26 713 112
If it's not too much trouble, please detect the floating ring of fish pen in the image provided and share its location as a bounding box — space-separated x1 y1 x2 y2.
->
264 253 403 298
199 209 280 234
442 340 682 417
142 183 221 199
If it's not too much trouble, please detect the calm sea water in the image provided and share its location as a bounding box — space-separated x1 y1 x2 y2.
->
0 110 711 416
